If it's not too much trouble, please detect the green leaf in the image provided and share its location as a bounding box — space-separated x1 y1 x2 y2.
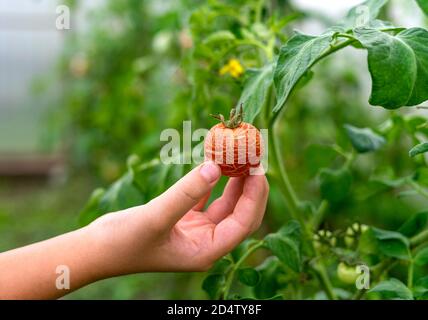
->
237 268 261 287
240 28 257 41
231 239 259 262
202 274 226 299
209 257 232 274
295 70 314 89
354 28 414 108
319 167 352 203
78 159 162 226
360 227 410 262
230 293 284 300
133 159 177 199
354 27 428 109
277 219 302 241
414 247 428 266
344 124 386 153
228 294 246 300
314 288 353 300
413 276 428 299
354 180 393 200
262 294 284 300
251 23 271 40
369 278 413 300
413 168 428 187
273 32 332 113
254 257 281 299
371 176 406 188
358 227 380 255
416 0 428 15
399 211 428 237
126 154 141 169
409 142 428 157
78 188 105 226
264 220 302 272
265 235 300 272
398 28 428 105
203 30 236 44
341 0 388 29
371 227 410 260
99 170 143 213
203 257 232 299
239 64 274 123
405 115 428 135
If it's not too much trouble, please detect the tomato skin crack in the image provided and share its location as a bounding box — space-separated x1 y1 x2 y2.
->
205 107 263 177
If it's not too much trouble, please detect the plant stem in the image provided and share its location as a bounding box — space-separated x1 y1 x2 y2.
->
408 179 428 199
380 27 407 33
221 241 265 299
236 39 272 61
268 121 337 300
312 38 357 68
213 39 271 67
263 84 274 128
255 0 264 23
312 200 328 230
353 288 366 300
313 262 336 300
407 260 414 289
264 33 346 297
331 144 351 160
268 129 301 221
410 229 428 247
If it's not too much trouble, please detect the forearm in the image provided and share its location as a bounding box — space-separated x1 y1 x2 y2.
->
0 225 109 299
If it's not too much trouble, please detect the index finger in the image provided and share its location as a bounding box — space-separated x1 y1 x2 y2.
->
210 174 269 257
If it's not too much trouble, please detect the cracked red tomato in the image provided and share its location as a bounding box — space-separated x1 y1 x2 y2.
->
204 106 263 177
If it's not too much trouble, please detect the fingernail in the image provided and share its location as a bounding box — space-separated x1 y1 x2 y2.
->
200 161 221 183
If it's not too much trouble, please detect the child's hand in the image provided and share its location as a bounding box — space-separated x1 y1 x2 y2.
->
0 161 268 299
91 161 269 276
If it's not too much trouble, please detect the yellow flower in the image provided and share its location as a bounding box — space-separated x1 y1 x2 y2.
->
219 58 244 78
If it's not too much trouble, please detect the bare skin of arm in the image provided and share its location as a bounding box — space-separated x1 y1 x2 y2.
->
0 161 269 299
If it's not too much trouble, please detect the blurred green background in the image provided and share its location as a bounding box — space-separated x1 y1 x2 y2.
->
0 0 427 299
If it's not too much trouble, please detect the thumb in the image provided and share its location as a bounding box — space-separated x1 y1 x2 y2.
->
148 161 221 229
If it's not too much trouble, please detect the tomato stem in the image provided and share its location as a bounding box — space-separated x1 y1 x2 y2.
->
210 103 244 129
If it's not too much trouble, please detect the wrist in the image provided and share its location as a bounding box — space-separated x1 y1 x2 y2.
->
84 212 143 277
77 223 120 281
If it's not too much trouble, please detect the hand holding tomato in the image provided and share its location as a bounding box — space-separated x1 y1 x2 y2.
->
0 161 268 299
90 161 269 275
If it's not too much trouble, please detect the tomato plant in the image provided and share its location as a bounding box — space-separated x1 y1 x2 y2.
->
73 0 428 299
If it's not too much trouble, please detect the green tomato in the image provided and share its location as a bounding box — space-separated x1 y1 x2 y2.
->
337 262 358 284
